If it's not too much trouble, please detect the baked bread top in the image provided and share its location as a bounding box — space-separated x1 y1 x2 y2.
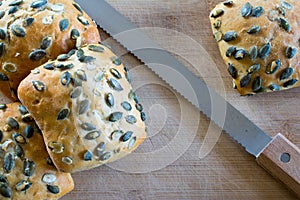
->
209 0 300 95
0 0 100 100
18 44 147 173
0 102 74 199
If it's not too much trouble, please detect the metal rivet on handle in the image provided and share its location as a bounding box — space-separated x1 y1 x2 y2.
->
280 153 290 163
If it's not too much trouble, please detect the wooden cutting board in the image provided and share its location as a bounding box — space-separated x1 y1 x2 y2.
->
2 0 299 199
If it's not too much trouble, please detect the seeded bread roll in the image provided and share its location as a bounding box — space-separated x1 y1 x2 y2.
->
0 102 74 199
0 0 100 101
209 0 300 95
17 44 147 173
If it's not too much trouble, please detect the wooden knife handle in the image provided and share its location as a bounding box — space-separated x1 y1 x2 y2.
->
256 133 300 198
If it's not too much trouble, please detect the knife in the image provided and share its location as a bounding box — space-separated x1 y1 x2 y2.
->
75 0 300 197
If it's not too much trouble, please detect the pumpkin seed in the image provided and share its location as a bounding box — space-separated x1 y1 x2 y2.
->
279 18 290 32
76 48 84 59
223 31 238 42
23 159 36 176
247 64 260 74
9 0 23 6
70 87 82 99
111 130 123 141
283 79 298 88
15 145 24 158
0 11 4 20
0 43 5 57
44 62 54 70
3 63 16 73
11 25 25 37
50 3 64 12
46 157 54 166
252 76 262 92
72 78 82 87
0 104 6 109
225 46 236 57
60 71 71 86
105 93 114 107
8 6 18 15
108 78 123 91
128 137 137 149
0 73 8 81
42 173 56 184
71 29 80 40
79 99 91 115
29 49 47 61
124 67 132 83
223 1 233 6
72 2 83 13
85 131 101 140
249 46 258 60
79 55 96 63
99 152 111 161
75 69 87 81
234 49 247 60
7 117 19 129
18 105 28 115
136 103 143 112
0 175 8 185
47 185 60 194
110 68 122 79
122 101 132 111
84 150 93 161
77 15 89 25
57 54 70 61
129 90 139 103
251 6 264 17
112 57 122 66
13 133 26 144
269 84 280 91
62 156 73 165
281 1 292 10
280 67 294 80
109 112 123 122
24 125 34 138
0 29 6 40
213 19 221 29
42 15 53 25
3 152 15 173
40 36 52 50
213 31 222 42
95 142 106 155
0 131 2 142
23 17 34 27
59 18 69 31
241 2 252 17
240 74 251 88
48 142 64 154
94 71 104 82
141 112 146 121
126 115 137 124
0 184 11 198
247 25 261 34
277 6 286 16
88 45 105 52
121 131 133 142
266 59 280 74
210 9 224 18
259 42 271 59
32 80 46 91
286 46 297 59
31 0 47 8
15 180 31 191
56 63 74 71
81 123 96 131
57 108 70 120
31 69 40 74
22 113 34 122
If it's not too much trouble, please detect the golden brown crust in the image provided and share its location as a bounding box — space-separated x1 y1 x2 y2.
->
0 0 100 101
209 0 300 95
18 44 147 173
0 102 74 199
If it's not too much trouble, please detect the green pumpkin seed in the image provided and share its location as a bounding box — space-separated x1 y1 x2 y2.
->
213 31 222 42
95 142 106 155
85 131 101 140
8 6 18 15
108 78 123 91
223 1 233 6
213 19 221 29
11 25 25 37
252 76 262 92
105 93 114 107
266 59 280 74
24 125 34 138
269 84 280 91
251 6 264 17
59 18 69 31
71 29 80 40
44 62 54 70
81 123 96 131
79 55 96 63
225 46 236 57
277 6 286 16
0 73 8 81
241 2 253 17
125 115 137 124
60 71 71 86
110 68 122 79
210 8 224 18
15 145 24 158
223 31 238 42
70 87 82 99
72 2 83 13
136 103 143 112
3 152 15 173
57 54 70 61
259 42 271 59
40 36 52 50
0 175 8 185
42 173 56 184
0 43 5 57
141 112 146 122
0 184 11 198
56 63 74 71
112 57 122 66
13 133 26 144
124 67 132 83
23 159 36 176
46 157 54 166
129 90 139 103
3 63 17 73
47 185 60 194
128 137 137 149
286 46 297 59
31 0 47 8
32 80 46 91
94 71 104 82
22 113 34 122
111 130 123 141
84 150 93 161
0 29 6 40
7 117 19 129
122 101 132 111
77 15 89 25
283 79 298 88
121 131 133 142
99 152 111 161
280 67 294 80
29 49 47 61
18 105 27 115
109 112 123 122
79 99 91 115
62 156 73 165
247 25 261 34
9 0 23 6
240 74 251 88
88 45 105 52
247 64 260 74
279 18 290 32
57 108 70 120
15 180 31 192
281 1 292 10
234 49 247 60
0 11 4 20
48 142 64 154
75 69 87 81
0 104 6 109
23 17 34 27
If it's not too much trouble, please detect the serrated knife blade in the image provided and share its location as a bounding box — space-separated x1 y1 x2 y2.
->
75 0 300 197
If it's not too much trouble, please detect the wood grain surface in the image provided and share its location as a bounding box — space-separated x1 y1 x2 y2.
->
2 0 300 199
